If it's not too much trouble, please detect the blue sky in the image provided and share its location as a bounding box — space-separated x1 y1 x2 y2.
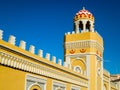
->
0 0 120 74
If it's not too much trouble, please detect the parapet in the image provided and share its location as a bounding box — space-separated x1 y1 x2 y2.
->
0 30 65 67
65 30 101 36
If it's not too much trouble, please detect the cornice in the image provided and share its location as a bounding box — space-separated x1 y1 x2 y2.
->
0 52 88 87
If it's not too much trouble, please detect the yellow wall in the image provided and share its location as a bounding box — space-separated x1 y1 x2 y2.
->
90 55 97 90
0 65 88 90
46 78 52 90
0 65 26 90
64 32 103 45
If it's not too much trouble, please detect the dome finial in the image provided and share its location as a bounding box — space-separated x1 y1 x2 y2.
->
83 7 85 10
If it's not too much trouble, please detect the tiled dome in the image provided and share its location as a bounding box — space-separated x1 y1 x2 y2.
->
74 7 94 21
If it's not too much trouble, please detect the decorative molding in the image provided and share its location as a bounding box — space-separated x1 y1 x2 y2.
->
80 48 86 53
69 49 76 54
65 52 103 60
53 81 66 88
26 74 46 84
53 81 66 90
71 85 80 90
26 74 46 90
64 40 103 53
0 52 88 87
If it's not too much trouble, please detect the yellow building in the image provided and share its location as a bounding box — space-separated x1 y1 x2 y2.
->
0 7 120 90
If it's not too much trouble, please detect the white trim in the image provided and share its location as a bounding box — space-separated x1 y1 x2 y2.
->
53 82 66 88
28 83 42 90
26 74 47 90
65 56 71 69
95 56 97 90
26 74 47 83
86 55 90 90
52 81 66 90
86 55 90 77
55 87 62 90
65 53 103 60
65 40 103 48
71 85 80 90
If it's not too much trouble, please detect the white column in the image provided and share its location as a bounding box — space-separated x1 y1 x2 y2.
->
90 21 94 32
83 20 87 32
75 21 79 33
65 56 71 69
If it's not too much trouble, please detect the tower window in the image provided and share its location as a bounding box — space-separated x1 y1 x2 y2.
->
79 21 83 31
86 21 90 31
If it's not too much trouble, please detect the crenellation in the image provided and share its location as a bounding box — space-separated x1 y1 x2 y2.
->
52 56 56 63
72 31 75 34
0 30 64 67
67 32 71 35
58 59 62 65
29 45 35 54
8 35 16 45
19 40 26 50
38 49 43 57
45 53 50 60
0 30 3 39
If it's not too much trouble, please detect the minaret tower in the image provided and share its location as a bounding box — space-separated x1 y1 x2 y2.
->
64 7 104 90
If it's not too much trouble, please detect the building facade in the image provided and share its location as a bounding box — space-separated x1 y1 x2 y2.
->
0 8 119 90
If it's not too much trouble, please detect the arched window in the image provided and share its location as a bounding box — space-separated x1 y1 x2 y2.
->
30 85 42 90
33 89 38 90
86 21 91 31
79 21 83 31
